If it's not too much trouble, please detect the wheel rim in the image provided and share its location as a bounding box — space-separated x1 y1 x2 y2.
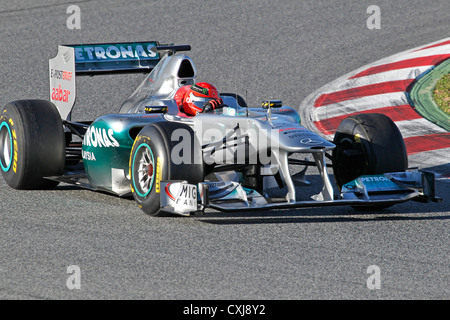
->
0 122 13 172
132 143 155 197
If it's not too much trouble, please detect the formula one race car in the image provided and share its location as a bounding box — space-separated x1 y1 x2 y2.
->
0 42 441 216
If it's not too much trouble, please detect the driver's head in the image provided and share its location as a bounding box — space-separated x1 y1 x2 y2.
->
182 82 219 116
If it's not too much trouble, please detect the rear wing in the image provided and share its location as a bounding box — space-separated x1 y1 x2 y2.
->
49 41 162 120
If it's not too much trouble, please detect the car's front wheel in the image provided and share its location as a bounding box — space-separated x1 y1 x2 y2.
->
332 113 408 210
129 122 204 216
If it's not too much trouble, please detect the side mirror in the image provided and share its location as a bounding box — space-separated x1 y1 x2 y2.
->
261 100 282 109
145 105 168 114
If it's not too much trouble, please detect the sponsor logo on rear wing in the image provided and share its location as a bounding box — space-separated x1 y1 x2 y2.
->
67 41 161 74
49 41 161 120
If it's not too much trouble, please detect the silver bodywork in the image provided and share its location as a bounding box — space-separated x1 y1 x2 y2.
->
119 52 197 114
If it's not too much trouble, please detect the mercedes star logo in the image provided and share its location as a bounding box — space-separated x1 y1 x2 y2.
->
300 138 323 145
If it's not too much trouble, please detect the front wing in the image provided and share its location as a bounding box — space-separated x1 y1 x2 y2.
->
159 170 441 216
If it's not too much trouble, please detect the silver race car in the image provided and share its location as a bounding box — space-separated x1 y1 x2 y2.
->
0 42 441 216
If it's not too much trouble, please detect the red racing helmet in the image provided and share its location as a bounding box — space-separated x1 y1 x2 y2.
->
182 82 220 115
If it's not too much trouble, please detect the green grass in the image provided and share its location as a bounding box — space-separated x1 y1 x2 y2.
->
433 73 450 115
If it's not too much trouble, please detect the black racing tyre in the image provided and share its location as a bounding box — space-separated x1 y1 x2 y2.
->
130 121 204 216
0 100 65 189
332 113 408 189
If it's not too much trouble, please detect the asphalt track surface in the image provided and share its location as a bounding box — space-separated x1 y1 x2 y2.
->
0 0 449 300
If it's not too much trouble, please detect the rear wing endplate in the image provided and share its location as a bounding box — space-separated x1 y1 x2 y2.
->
49 41 161 120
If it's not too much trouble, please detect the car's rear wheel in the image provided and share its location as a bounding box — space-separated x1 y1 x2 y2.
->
332 113 408 210
0 100 65 189
130 122 204 216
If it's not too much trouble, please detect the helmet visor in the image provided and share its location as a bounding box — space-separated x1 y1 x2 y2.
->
189 94 214 110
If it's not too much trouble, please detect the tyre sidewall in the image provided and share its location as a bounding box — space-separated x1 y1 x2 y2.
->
130 125 170 216
0 104 26 188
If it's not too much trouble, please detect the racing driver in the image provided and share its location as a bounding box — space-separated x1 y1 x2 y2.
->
175 82 225 116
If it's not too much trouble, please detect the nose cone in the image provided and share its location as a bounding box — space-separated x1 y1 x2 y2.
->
276 125 335 152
